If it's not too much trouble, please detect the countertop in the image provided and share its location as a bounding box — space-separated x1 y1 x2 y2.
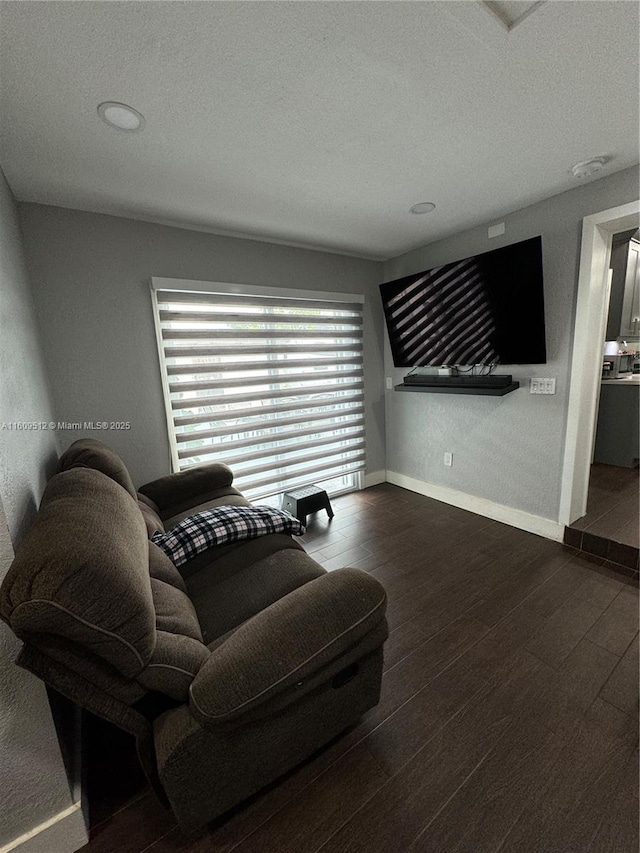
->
601 374 640 386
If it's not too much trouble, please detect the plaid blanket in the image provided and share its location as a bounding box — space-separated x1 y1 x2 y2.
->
151 505 306 568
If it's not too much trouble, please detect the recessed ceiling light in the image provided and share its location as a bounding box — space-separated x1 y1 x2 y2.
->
410 202 436 214
571 157 606 179
97 101 145 132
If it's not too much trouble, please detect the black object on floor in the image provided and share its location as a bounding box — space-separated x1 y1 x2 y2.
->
282 485 334 526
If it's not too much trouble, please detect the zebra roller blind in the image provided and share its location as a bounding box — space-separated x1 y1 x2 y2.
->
153 286 366 501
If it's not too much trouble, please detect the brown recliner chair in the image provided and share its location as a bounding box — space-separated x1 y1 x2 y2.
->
0 439 387 832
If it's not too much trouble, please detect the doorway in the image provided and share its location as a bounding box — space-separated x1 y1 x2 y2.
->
560 200 640 566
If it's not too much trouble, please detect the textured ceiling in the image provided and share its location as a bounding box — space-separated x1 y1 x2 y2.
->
0 1 638 260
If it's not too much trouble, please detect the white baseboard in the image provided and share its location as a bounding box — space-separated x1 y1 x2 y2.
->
362 470 387 489
386 470 565 542
0 802 87 853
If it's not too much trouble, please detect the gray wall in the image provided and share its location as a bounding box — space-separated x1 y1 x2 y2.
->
0 172 59 544
18 205 386 486
383 165 640 522
0 171 81 849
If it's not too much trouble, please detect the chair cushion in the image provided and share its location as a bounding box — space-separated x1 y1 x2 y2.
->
57 438 137 498
187 548 326 644
174 531 305 582
0 468 155 678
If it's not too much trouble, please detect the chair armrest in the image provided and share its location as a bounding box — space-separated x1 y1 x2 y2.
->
138 463 234 512
189 568 386 727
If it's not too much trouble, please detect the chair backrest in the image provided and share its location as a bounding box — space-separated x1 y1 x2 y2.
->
0 442 209 704
57 437 138 497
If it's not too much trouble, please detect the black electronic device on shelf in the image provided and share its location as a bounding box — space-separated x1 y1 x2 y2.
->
403 373 513 388
396 371 519 396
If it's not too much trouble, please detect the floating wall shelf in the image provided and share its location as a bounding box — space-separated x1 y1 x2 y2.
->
394 382 520 397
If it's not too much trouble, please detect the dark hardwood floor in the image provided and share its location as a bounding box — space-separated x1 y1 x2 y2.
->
81 484 639 853
568 464 639 548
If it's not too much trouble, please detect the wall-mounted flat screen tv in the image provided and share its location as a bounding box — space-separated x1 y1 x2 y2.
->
380 236 546 367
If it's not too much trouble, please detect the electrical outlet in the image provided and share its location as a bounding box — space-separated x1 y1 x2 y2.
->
444 452 453 467
530 378 556 395
386 377 393 390
488 222 505 239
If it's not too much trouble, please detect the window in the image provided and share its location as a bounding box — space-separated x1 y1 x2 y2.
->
152 281 365 502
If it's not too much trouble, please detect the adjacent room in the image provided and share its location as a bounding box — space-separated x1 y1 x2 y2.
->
0 2 638 853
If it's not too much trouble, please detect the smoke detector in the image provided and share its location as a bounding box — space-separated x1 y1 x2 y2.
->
571 157 606 180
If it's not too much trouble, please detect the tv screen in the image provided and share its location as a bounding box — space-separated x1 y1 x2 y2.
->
380 236 546 367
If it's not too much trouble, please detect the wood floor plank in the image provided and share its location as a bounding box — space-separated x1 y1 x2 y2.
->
599 634 640 715
571 566 625 610
366 615 490 733
381 618 433 672
362 550 448 604
355 531 418 563
315 540 373 562
497 719 637 853
513 554 603 619
587 747 639 853
572 465 638 534
227 743 389 853
317 711 514 853
586 697 640 741
342 551 392 572
525 596 603 668
407 719 562 853
551 639 621 713
460 607 549 681
457 648 558 732
613 517 640 549
384 537 543 634
299 529 347 551
364 658 487 775
319 546 379 571
526 639 622 737
587 505 638 542
586 587 639 656
461 634 620 744
465 547 574 627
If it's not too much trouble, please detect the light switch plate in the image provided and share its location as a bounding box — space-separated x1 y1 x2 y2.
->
530 378 556 394
488 222 506 239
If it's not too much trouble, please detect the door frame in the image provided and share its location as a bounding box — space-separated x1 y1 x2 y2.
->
559 199 640 526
